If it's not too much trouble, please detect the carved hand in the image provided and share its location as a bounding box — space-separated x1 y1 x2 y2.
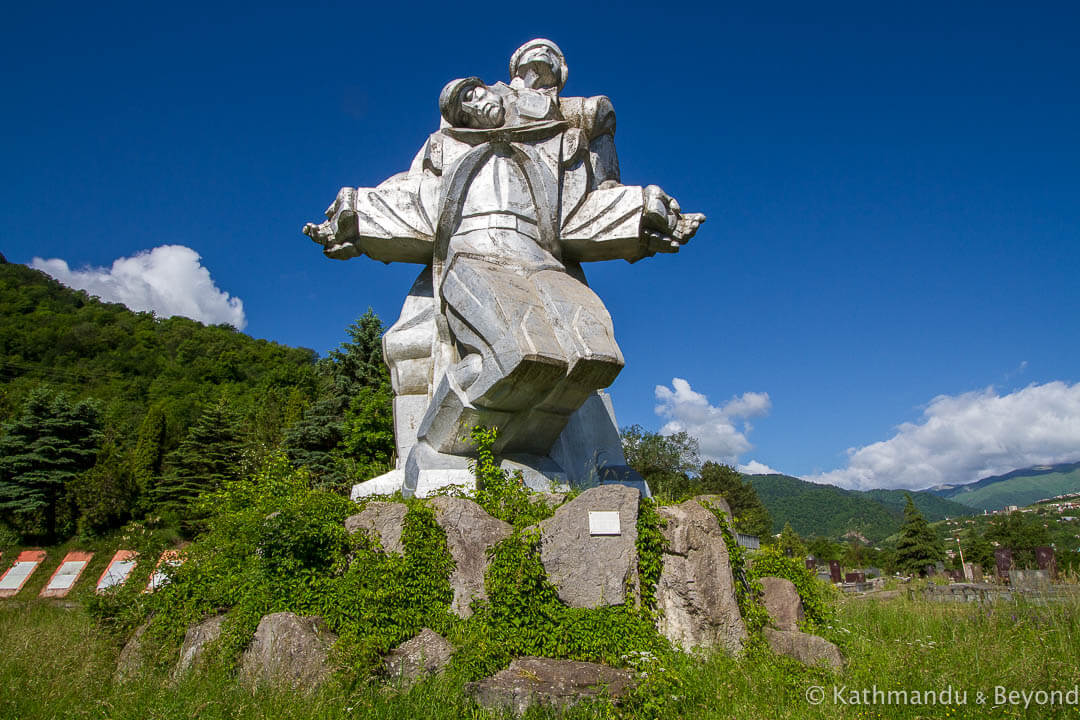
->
642 185 706 254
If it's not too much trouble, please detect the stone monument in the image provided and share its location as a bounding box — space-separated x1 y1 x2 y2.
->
305 39 704 497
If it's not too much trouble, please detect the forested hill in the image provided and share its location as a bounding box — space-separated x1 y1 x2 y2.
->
0 262 319 442
0 263 394 542
745 473 972 543
928 462 1080 512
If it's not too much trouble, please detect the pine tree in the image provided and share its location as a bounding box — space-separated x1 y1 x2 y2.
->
132 403 167 511
154 399 245 534
284 309 393 489
71 429 137 536
895 494 943 575
0 388 102 540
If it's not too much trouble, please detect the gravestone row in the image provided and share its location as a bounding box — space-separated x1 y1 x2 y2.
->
0 549 184 598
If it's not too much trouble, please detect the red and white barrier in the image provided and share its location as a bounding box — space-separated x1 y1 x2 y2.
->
144 550 184 593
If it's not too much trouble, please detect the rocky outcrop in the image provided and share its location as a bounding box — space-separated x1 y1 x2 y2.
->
655 498 747 653
114 621 150 682
383 628 455 687
760 576 804 631
173 614 226 678
764 628 844 670
539 485 640 608
239 612 337 690
428 496 512 617
345 501 408 554
465 656 637 714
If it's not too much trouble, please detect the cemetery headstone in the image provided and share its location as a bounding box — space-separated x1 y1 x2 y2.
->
0 550 46 598
829 560 842 583
804 558 815 570
845 572 865 583
40 551 94 598
994 548 1013 579
1035 546 1057 579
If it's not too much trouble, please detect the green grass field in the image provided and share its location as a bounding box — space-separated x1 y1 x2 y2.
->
2 591 1079 720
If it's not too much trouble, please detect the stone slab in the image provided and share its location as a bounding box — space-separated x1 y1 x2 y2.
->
345 501 408 554
428 496 512 617
0 550 46 598
760 576 804 632
655 498 747 653
539 484 639 608
144 550 184 593
96 550 139 592
764 627 844 670
383 628 455 687
240 612 337 690
466 656 636 714
40 551 94 598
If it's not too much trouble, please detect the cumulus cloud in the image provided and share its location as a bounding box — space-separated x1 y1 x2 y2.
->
808 381 1080 491
654 378 771 464
32 245 246 329
738 460 781 475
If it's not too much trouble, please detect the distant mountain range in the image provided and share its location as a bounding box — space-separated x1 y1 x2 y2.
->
744 474 972 543
926 462 1080 512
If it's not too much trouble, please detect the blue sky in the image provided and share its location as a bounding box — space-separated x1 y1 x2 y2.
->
3 1 1078 490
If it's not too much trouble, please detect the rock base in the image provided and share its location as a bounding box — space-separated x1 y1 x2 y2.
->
466 656 636 714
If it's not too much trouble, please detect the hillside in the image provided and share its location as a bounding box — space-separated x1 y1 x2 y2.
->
0 262 319 445
928 462 1080 512
745 474 972 543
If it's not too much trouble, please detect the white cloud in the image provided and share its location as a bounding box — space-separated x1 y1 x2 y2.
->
738 460 781 475
654 378 771 464
808 381 1080 491
32 245 246 330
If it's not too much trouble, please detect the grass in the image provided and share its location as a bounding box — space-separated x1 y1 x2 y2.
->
2 591 1079 719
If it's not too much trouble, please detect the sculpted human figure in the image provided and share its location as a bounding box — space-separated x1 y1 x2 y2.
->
304 40 704 496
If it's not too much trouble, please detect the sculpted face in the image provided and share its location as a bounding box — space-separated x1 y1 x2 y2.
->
459 82 505 129
515 46 560 90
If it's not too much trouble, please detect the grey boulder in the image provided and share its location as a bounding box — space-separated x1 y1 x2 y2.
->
760 576 804 631
173 613 226 679
428 496 512 617
655 498 747 653
539 484 640 608
383 628 455 687
465 656 636 714
345 501 408 554
240 612 337 690
764 627 844 670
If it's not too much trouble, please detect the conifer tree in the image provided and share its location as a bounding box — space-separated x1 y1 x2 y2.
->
132 403 167 510
895 494 943 575
285 309 394 489
154 398 245 534
0 388 102 540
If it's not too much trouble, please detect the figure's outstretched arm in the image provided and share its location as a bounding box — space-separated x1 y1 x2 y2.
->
303 173 439 265
560 184 705 263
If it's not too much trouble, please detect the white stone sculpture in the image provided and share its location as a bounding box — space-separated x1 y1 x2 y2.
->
305 39 704 497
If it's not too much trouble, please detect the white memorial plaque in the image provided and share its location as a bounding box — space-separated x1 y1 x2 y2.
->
97 551 138 592
0 550 47 597
0 562 38 592
46 561 87 591
589 511 621 536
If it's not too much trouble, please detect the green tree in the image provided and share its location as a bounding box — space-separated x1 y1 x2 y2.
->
154 399 245 535
985 512 1051 569
895 494 943 575
285 310 393 490
0 388 102 540
806 535 842 563
131 403 167 511
777 521 808 558
698 462 772 538
71 429 137 536
621 425 700 498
